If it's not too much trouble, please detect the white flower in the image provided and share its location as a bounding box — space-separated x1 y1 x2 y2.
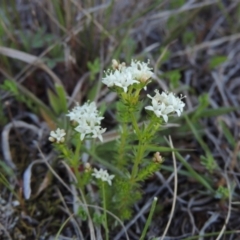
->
102 69 138 93
145 90 185 122
75 122 91 141
91 125 107 142
129 59 153 83
102 59 153 92
92 168 115 186
49 128 66 143
67 101 106 141
66 102 103 124
115 71 138 93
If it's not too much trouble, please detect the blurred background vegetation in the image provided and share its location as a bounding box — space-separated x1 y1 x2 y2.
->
0 0 240 239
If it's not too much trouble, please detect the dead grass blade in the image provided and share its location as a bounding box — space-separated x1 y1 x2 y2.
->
172 33 240 57
0 46 63 87
1 120 40 171
70 0 115 42
0 223 12 240
160 136 178 240
23 159 44 199
149 0 219 20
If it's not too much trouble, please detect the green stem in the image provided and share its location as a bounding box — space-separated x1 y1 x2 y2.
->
130 110 152 180
140 197 158 240
130 111 140 137
72 136 83 189
73 137 82 166
59 144 71 160
116 123 128 169
134 88 141 98
102 182 109 240
131 141 145 179
145 120 160 139
131 119 158 180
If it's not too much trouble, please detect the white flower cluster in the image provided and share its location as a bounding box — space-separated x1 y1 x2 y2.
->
92 168 115 186
49 128 66 143
145 90 185 123
66 102 106 142
102 59 153 93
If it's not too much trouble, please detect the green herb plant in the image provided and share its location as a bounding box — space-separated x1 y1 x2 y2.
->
49 59 186 238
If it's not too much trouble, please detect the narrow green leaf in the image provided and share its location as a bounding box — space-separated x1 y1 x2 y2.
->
209 55 227 69
47 84 67 115
185 115 217 172
193 107 237 118
219 121 236 148
175 152 214 193
48 89 61 115
55 84 68 113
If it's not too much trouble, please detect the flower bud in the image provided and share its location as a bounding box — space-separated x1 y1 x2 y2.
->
112 59 119 69
84 162 92 172
153 152 163 163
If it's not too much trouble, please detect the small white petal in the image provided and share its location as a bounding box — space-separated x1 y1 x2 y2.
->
67 101 106 141
49 128 66 143
145 91 185 122
162 114 168 123
92 168 115 186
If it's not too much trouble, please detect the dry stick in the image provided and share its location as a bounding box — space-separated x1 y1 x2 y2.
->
36 144 130 240
187 197 199 235
0 7 108 103
2 121 40 170
36 1 82 49
0 46 63 87
35 146 94 240
160 136 178 240
59 165 130 240
0 223 13 240
70 0 115 43
36 145 96 240
37 1 68 33
14 44 59 85
172 33 240 57
60 160 90 220
0 43 58 100
1 2 112 103
64 0 71 30
35 145 75 196
0 19 18 44
1 16 84 98
67 72 90 107
113 199 153 240
149 0 219 20
56 188 84 240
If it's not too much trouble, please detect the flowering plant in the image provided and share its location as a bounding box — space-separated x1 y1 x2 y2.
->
49 59 185 237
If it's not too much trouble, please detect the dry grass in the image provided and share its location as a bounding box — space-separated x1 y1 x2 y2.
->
0 0 240 239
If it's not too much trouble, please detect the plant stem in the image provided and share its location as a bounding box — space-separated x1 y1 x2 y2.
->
140 197 158 240
102 182 109 240
117 123 128 169
131 140 145 179
72 137 84 189
130 111 140 136
130 111 146 179
73 137 82 166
